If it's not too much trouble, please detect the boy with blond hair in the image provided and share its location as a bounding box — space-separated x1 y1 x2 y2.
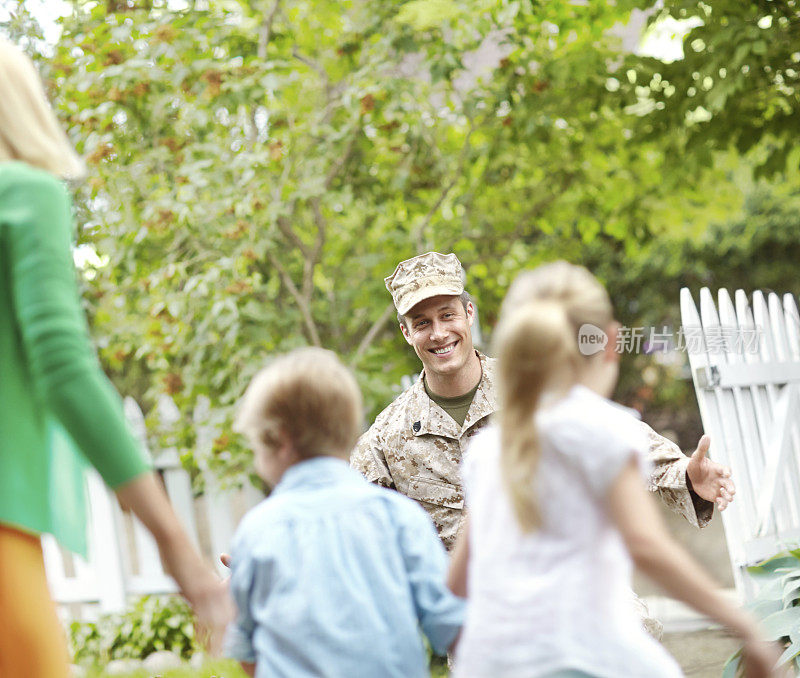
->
224 347 464 678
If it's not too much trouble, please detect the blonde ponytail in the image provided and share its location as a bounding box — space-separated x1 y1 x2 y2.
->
494 262 613 532
495 301 575 531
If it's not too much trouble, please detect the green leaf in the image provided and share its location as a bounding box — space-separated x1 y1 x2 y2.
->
783 577 800 603
749 555 800 578
778 639 800 667
756 576 787 601
396 0 462 29
748 597 783 620
760 608 800 641
721 649 742 678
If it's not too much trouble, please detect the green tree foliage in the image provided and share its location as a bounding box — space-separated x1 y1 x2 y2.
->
624 1 800 177
5 0 793 482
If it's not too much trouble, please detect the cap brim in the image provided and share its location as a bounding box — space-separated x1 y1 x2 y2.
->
397 283 464 316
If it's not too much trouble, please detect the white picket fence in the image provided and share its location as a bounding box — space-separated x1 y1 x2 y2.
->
681 287 800 601
43 397 264 621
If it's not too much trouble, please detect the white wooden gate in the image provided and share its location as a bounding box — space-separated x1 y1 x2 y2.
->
43 397 264 620
681 287 800 601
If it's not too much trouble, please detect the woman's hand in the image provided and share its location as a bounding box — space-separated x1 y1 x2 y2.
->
115 473 234 654
178 567 234 656
741 636 785 678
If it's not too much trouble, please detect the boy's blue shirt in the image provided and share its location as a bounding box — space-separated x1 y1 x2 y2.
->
224 456 465 678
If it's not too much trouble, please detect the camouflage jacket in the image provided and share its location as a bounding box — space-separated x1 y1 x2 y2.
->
352 352 712 550
645 424 713 529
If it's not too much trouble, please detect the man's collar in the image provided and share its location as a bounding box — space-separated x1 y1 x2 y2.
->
409 352 497 438
464 352 497 430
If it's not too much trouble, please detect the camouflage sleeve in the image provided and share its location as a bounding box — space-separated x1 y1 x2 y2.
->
642 422 713 528
350 423 395 489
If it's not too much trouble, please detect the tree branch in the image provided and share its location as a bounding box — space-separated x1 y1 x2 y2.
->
412 124 474 252
326 287 342 343
277 215 309 257
324 126 359 189
271 135 295 204
310 200 326 257
300 200 326 300
291 47 329 86
299 127 359 299
513 172 576 241
248 107 259 146
258 0 281 59
247 0 281 147
265 251 321 346
351 302 397 365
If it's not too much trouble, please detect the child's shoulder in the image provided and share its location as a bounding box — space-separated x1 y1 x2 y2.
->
472 422 501 447
461 424 500 474
540 386 647 459
236 487 310 535
543 385 632 429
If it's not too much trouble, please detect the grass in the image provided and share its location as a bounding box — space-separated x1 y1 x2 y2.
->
431 663 449 677
81 657 450 677
81 659 248 678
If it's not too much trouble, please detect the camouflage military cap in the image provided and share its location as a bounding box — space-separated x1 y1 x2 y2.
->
385 252 465 315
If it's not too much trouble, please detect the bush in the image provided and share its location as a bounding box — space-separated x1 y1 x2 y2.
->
69 595 198 667
723 550 800 676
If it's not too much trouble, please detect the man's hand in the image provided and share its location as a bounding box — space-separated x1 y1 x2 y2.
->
686 435 736 511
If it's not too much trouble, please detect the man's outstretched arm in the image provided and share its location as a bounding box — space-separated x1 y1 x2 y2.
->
644 425 735 528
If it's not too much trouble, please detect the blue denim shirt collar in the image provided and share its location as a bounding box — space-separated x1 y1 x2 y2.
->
272 456 357 495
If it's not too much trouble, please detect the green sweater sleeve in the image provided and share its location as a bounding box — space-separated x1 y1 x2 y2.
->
4 167 150 488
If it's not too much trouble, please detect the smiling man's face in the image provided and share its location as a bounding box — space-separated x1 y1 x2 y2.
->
401 294 475 384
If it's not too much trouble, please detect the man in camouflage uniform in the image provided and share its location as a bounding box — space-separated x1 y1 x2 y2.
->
352 253 735 590
352 252 736 636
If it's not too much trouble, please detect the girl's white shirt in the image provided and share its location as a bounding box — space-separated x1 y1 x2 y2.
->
453 384 683 678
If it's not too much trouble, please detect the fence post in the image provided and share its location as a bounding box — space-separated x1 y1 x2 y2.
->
86 470 127 613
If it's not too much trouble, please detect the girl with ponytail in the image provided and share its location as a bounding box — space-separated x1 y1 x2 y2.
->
448 262 780 678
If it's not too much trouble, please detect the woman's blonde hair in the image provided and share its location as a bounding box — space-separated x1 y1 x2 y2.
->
494 261 613 531
234 347 363 460
0 38 85 179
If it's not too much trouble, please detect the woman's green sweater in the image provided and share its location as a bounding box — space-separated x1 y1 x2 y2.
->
0 162 150 556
